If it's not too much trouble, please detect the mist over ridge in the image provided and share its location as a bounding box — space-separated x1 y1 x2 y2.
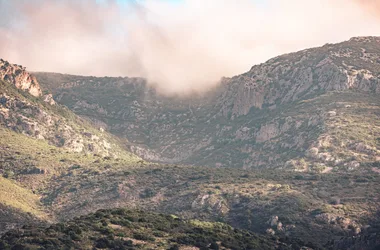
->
0 0 379 95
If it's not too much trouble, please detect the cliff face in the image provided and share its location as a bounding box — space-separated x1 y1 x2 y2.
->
35 37 380 171
0 59 42 97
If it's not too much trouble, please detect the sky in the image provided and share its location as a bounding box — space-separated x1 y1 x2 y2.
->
0 0 379 95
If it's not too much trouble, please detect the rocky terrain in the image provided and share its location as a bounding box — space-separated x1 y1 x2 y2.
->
0 59 136 158
35 37 380 171
0 59 42 97
0 36 379 250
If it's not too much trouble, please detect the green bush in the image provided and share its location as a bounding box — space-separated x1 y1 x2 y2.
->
3 170 15 179
140 188 156 198
133 233 155 242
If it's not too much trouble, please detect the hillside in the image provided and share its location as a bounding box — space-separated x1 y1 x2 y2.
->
0 37 379 249
0 78 377 248
0 208 303 250
1 120 379 247
35 37 380 171
0 60 141 234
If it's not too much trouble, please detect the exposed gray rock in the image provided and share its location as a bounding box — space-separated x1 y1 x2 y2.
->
0 59 42 97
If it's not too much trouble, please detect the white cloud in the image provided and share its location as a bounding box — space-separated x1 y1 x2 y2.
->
0 0 379 95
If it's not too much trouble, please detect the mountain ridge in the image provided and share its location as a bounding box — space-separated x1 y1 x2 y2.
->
35 36 380 170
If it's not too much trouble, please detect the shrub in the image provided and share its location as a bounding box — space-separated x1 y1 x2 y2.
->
210 242 220 249
329 197 341 205
140 188 156 198
3 170 14 178
168 245 179 250
294 175 304 180
133 233 155 241
95 237 112 248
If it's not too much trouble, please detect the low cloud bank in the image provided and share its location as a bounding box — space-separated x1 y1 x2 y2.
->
0 0 379 95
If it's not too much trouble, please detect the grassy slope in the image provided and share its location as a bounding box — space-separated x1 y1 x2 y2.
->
0 126 141 235
0 176 45 217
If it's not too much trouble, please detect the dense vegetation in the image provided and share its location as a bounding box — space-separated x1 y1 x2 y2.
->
0 208 301 250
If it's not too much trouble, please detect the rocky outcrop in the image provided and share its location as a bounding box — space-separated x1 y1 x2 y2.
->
43 94 56 105
191 193 229 215
0 92 118 156
0 59 42 97
221 36 380 119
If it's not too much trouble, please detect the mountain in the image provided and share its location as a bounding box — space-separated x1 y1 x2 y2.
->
35 37 380 172
0 36 379 249
31 37 380 247
0 60 314 249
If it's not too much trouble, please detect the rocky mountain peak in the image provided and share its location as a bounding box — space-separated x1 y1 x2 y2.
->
0 59 42 97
